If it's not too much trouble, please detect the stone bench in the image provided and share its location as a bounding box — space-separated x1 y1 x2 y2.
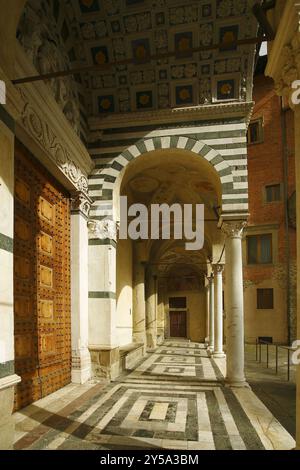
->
119 343 144 371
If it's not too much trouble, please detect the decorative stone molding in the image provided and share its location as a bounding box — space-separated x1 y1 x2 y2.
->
265 2 300 108
221 221 247 239
18 0 81 135
71 191 93 219
88 219 119 242
20 95 89 194
273 33 300 107
89 101 254 131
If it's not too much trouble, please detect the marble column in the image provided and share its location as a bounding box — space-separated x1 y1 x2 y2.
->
295 105 300 449
88 219 119 379
146 267 157 350
222 221 248 387
213 264 225 358
207 274 214 354
132 250 146 347
205 283 210 346
70 192 92 384
157 279 166 344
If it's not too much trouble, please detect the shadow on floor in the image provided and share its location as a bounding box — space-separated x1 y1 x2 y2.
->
245 345 296 438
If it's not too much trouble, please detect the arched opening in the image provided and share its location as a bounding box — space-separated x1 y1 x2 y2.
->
115 148 222 348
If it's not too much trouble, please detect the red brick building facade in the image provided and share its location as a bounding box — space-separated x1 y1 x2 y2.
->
244 71 297 344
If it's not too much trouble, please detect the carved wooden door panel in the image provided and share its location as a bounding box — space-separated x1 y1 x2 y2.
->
14 142 71 410
169 312 187 338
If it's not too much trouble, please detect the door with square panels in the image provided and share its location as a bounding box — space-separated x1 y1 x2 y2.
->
14 141 71 410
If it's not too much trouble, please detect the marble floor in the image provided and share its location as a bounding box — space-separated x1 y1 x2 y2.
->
13 340 295 450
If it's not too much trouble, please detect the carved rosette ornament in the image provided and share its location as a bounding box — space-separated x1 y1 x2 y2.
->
71 192 93 219
221 221 247 239
88 219 119 242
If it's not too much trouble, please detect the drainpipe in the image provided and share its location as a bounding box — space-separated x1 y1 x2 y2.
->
280 96 291 345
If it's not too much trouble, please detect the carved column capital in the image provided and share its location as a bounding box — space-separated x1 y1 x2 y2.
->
221 220 247 239
213 264 224 274
88 218 119 242
273 31 300 108
71 191 93 219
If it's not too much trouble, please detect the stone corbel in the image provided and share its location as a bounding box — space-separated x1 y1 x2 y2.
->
88 219 119 242
71 191 93 220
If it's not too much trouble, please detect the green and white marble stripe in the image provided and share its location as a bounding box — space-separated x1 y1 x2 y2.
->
0 233 13 253
88 291 116 300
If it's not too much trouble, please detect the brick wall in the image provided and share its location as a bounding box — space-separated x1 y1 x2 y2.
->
244 74 296 343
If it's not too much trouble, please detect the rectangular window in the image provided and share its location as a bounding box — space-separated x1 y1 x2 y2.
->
257 288 274 309
247 234 272 264
247 119 263 144
265 184 281 202
169 297 187 309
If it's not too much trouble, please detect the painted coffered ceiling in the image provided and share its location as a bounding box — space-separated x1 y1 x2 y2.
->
17 0 259 139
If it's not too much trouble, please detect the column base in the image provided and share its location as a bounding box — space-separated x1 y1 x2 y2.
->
0 374 21 450
89 346 120 380
207 347 214 357
146 331 157 350
72 348 92 384
225 379 251 389
212 352 226 359
132 332 146 348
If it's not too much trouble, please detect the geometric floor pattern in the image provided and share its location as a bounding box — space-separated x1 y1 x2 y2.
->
13 340 295 450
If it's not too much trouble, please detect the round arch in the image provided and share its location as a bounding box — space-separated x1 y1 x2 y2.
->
95 136 245 221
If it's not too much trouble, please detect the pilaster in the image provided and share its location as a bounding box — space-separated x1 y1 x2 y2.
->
88 218 120 379
70 192 93 384
0 91 21 449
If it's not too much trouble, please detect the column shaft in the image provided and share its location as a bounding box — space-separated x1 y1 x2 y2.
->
205 284 210 345
295 106 300 449
146 269 157 350
208 275 214 353
223 222 247 386
213 265 225 358
132 258 146 346
157 280 166 344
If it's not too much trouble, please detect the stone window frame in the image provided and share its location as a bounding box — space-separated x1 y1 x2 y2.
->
257 288 274 310
242 224 279 267
247 117 264 145
263 182 283 204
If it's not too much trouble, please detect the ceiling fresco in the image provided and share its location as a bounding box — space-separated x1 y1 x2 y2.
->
17 0 259 136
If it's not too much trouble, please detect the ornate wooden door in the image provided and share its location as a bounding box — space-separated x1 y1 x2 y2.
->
169 312 187 338
14 142 71 410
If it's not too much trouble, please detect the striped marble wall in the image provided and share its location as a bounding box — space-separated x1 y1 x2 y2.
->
87 116 249 222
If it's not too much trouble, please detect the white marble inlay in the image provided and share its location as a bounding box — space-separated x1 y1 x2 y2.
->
149 402 169 420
